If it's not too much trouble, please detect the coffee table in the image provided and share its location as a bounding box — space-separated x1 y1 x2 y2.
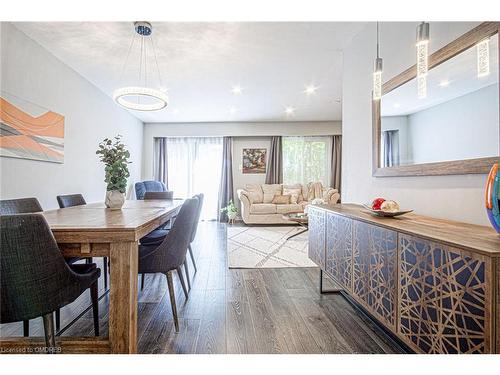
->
282 212 309 240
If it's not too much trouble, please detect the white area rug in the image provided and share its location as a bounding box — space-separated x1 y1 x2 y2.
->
227 225 316 268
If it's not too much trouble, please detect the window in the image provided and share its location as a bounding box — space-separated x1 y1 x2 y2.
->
166 137 223 220
282 136 331 186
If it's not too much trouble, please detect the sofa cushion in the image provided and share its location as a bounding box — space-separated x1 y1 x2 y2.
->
262 184 282 203
283 187 302 204
276 204 304 214
245 184 264 203
250 203 277 214
271 194 290 204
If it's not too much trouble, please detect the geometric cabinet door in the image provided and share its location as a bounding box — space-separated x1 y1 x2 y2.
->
399 234 492 353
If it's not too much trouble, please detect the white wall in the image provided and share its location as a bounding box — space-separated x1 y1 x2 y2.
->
342 21 494 226
407 84 499 164
0 23 144 209
142 121 341 180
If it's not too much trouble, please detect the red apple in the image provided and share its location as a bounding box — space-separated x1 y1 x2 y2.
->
371 197 386 210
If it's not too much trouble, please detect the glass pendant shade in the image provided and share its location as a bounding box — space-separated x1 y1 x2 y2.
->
416 22 430 99
477 39 490 77
373 57 383 100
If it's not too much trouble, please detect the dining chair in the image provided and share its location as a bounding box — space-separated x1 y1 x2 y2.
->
138 198 199 332
1 214 101 350
135 180 168 200
56 194 109 290
187 193 204 277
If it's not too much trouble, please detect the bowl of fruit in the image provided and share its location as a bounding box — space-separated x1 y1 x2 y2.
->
362 198 413 217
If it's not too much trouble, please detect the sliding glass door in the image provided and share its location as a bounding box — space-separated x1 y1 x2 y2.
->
166 137 223 220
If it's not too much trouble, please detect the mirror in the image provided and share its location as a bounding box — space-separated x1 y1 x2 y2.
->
373 23 500 177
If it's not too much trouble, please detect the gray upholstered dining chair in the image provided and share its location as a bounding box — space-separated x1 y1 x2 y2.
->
56 194 109 290
135 180 169 200
1 214 101 349
144 191 174 200
187 193 204 277
138 198 199 332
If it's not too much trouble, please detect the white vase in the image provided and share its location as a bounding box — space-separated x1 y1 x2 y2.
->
228 212 237 220
105 190 125 209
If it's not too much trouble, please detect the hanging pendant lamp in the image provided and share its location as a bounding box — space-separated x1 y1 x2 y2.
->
416 22 430 99
372 22 383 100
113 22 168 111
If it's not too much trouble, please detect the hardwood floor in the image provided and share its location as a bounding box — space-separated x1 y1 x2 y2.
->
0 222 404 354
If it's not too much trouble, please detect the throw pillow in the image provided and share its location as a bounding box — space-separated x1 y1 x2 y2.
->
283 187 302 204
245 184 264 203
271 194 290 204
262 184 282 203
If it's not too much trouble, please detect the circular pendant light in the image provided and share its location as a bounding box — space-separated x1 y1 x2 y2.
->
113 22 168 111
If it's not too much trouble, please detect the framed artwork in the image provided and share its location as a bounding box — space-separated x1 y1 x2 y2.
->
0 91 64 163
242 148 267 174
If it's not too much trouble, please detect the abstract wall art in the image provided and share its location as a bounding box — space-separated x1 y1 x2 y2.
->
485 163 500 234
242 148 266 174
0 91 64 163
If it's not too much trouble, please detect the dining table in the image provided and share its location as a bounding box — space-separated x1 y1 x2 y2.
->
0 199 183 354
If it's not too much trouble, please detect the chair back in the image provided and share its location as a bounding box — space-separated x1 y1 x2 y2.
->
57 194 86 208
190 193 204 243
0 198 42 215
139 198 199 272
144 191 173 200
0 214 83 323
135 181 167 200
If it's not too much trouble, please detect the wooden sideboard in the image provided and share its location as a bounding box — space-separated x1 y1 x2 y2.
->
308 204 500 354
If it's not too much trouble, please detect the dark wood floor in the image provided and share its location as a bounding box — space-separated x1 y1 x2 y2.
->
1 222 403 354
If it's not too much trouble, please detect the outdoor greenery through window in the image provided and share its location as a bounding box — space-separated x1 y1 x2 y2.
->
283 136 331 186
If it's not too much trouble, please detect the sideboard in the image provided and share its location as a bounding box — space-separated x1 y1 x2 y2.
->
308 203 500 354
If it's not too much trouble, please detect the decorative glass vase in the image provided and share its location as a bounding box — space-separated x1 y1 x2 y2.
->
485 163 500 234
105 190 125 210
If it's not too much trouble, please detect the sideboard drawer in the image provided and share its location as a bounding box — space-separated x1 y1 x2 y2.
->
399 234 493 353
353 221 398 330
308 206 326 268
325 212 353 292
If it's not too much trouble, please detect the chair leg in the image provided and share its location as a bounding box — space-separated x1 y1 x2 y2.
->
141 273 145 291
183 261 191 291
23 320 29 337
103 257 108 290
188 244 197 274
55 309 61 331
166 271 179 333
42 312 56 352
176 266 189 300
90 281 99 336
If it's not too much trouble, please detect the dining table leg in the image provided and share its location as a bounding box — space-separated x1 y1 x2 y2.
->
108 241 138 354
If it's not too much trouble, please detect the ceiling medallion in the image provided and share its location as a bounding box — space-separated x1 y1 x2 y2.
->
113 21 168 111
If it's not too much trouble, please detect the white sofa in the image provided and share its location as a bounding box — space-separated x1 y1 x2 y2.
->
237 183 340 225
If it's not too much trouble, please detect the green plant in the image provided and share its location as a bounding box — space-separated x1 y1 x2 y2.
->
220 199 238 215
96 135 131 193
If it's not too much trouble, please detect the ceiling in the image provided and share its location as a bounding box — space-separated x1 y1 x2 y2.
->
13 22 367 123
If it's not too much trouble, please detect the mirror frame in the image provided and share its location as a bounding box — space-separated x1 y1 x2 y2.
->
373 22 500 177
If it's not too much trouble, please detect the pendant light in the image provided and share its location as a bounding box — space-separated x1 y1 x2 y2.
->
477 38 490 77
373 22 383 100
113 22 168 111
416 22 430 99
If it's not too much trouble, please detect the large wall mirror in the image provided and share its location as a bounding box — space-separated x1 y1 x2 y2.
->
373 22 500 176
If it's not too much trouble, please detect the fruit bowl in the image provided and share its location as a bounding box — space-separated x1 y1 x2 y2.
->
362 204 413 217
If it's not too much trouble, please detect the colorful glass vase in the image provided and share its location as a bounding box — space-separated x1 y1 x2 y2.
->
485 163 500 234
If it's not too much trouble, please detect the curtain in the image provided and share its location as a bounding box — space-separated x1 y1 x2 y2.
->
382 130 400 167
218 137 234 222
153 138 168 188
330 135 342 195
166 137 223 220
265 136 283 184
282 136 332 186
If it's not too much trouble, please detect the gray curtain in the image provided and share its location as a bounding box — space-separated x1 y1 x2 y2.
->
265 136 283 184
154 138 168 188
382 130 400 167
218 137 234 222
330 135 342 195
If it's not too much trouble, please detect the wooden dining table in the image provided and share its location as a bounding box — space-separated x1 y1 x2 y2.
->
0 199 183 354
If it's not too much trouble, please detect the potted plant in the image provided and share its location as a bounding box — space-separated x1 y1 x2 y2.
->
220 199 238 224
96 135 131 209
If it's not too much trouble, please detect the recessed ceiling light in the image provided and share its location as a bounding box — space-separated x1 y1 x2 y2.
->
231 85 243 95
304 84 318 96
229 106 238 114
438 80 451 87
285 106 296 116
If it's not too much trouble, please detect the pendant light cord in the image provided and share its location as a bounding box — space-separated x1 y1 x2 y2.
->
119 30 137 83
376 22 380 58
150 35 164 89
